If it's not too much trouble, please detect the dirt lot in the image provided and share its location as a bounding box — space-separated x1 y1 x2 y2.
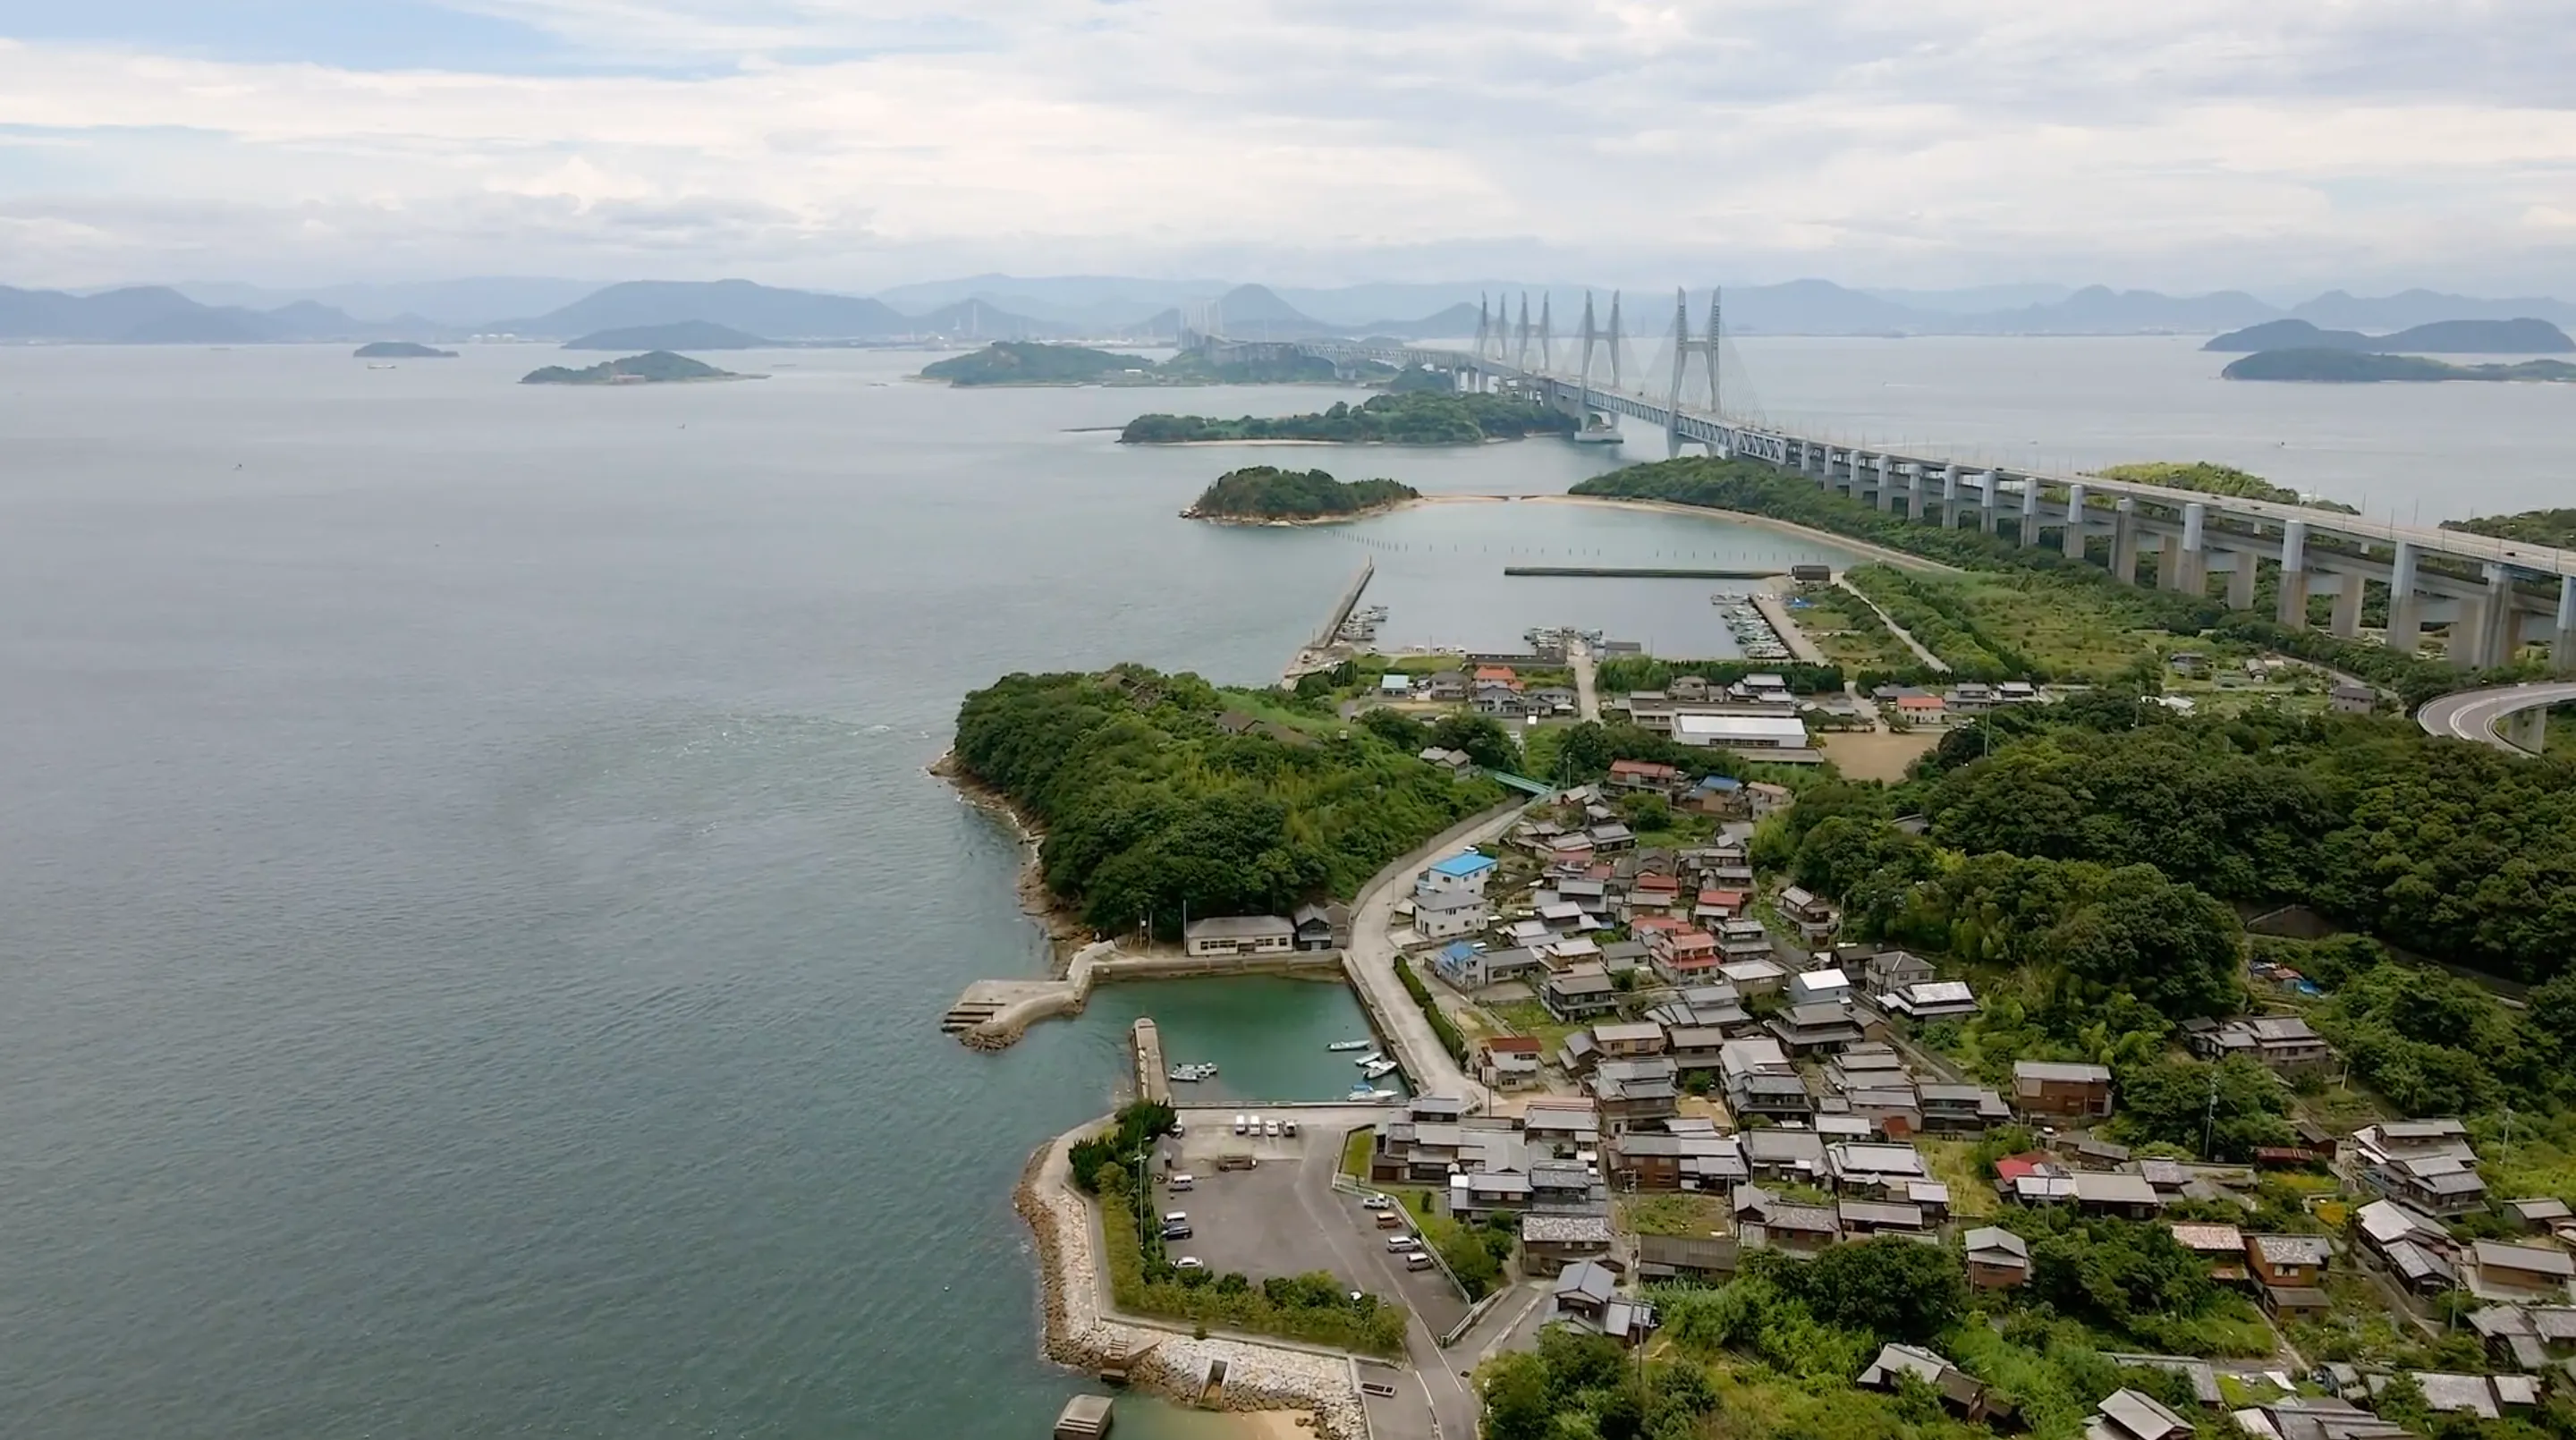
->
1817 728 1942 782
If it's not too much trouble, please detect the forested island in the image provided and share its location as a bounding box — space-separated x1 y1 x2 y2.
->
1182 466 1419 521
2205 317 2574 352
919 340 1380 386
1121 391 1575 445
353 341 456 359
2221 348 2576 383
948 665 1501 937
519 351 745 385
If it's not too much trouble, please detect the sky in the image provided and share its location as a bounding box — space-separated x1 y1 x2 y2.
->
1 1 2572 294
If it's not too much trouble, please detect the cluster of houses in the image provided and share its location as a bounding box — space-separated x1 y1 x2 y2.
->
1607 676 1821 760
1866 679 2046 729
1382 662 1580 720
1367 1095 1618 1279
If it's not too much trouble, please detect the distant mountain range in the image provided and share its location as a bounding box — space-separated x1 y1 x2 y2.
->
7 275 2574 345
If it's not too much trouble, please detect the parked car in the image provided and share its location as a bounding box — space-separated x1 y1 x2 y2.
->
1169 1173 1195 1191
1385 1233 1420 1252
1233 1114 1249 1135
1361 1194 1394 1211
1162 1221 1192 1241
1405 1251 1435 1271
1264 1118 1282 1139
1374 1211 1402 1229
1282 1118 1300 1138
1174 1257 1205 1271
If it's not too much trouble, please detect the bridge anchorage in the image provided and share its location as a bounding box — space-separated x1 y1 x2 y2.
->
1193 289 2576 674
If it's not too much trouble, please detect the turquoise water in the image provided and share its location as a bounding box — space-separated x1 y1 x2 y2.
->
1083 977 1406 1105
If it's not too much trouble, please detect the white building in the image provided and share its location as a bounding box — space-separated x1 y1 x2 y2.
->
1671 713 1810 750
1414 890 1490 942
1416 851 1499 900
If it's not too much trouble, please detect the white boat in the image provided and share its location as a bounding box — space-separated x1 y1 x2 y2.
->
1347 1084 1379 1101
1326 1040 1371 1052
1165 1062 1218 1082
1368 1088 1401 1102
1360 1059 1399 1080
1352 1052 1385 1067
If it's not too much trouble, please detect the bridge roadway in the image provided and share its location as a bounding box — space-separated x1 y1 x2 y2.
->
2417 681 2576 756
1272 334 2576 669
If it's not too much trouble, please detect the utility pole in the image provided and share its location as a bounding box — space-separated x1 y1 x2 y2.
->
2202 1068 2220 1158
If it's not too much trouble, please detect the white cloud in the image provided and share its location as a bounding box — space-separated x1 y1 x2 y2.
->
0 1 2569 290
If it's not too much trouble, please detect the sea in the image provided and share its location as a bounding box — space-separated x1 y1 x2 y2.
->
0 335 2565 1440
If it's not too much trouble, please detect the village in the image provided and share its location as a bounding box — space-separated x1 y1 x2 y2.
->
1081 741 2576 1440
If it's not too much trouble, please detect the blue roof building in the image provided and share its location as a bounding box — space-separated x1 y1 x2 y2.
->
1694 776 1743 792
1428 851 1498 879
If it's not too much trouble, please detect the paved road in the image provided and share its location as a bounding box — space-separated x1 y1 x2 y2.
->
1567 638 1601 722
1296 1130 1478 1440
1345 804 1533 1113
2417 680 2576 752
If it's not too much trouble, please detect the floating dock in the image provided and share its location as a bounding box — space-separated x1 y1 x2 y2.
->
1502 565 1785 579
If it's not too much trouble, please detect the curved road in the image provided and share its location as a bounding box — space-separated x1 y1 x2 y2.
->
2417 681 2576 753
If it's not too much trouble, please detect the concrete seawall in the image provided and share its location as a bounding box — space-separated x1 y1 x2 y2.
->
950 946 1350 1049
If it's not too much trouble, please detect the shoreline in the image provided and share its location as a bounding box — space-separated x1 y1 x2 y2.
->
1521 493 1965 573
928 750 1091 968
1182 498 1416 528
1013 1128 1365 1440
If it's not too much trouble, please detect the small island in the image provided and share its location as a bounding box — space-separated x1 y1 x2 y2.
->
354 341 457 359
1121 391 1575 445
2221 348 2576 383
519 351 748 385
919 340 1368 387
1182 466 1419 522
2206 317 2574 353
562 321 771 351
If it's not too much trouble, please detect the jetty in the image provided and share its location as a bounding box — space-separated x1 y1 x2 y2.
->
1748 591 1827 664
1281 559 1375 682
1502 564 1784 579
943 942 1347 1048
1131 1018 1168 1105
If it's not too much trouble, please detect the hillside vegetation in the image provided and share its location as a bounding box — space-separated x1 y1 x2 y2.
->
950 665 1503 936
1122 391 1575 445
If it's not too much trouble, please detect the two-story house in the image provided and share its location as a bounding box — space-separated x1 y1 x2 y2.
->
2249 1234 2332 1317
2012 1060 2114 1119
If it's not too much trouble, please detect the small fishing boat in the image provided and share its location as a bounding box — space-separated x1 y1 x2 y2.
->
1367 1088 1401 1102
1360 1059 1399 1080
1165 1062 1219 1082
1347 1084 1379 1101
1352 1052 1385 1068
1326 1039 1372 1052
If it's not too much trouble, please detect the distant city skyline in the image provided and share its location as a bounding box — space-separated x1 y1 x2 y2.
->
0 2 2570 292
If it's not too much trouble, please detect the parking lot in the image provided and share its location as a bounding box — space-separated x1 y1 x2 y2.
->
1148 1113 1470 1339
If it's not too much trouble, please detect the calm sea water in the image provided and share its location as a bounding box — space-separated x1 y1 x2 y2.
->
0 336 2561 1439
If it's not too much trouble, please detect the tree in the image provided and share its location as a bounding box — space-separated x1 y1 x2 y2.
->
1552 720 1615 782
2049 865 2242 1020
2115 1055 2294 1160
1783 1234 1965 1342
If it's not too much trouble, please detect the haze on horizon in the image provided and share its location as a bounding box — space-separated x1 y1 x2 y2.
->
0 0 2570 296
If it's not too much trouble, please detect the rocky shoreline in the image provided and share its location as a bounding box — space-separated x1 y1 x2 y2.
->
1014 1129 1368 1440
928 749 1091 969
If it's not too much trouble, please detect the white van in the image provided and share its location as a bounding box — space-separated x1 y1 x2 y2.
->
1169 1173 1195 1192
1405 1251 1436 1271
1233 1114 1249 1135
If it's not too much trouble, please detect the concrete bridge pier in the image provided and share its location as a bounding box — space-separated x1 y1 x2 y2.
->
2160 503 2207 595
2557 576 2576 671
2508 707 2551 755
2111 499 2142 584
2326 570 2367 638
1874 454 1894 509
1979 471 2000 535
2470 563 2521 669
2063 483 2089 559
1940 465 1962 528
2018 476 2039 546
2276 522 2311 628
1907 463 1927 521
2209 551 2258 610
2387 542 2423 656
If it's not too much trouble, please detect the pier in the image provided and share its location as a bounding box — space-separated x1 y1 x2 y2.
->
1748 591 1827 664
1130 1018 1168 1105
943 944 1349 1048
1501 564 1784 580
1281 559 1375 682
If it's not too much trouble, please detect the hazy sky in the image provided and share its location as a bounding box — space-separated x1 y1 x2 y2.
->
1 0 2571 292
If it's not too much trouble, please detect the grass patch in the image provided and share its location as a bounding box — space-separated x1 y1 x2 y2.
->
1621 1192 1732 1238
1791 582 1923 672
1919 1139 2001 1220
1487 997 1581 1055
1341 1126 1375 1179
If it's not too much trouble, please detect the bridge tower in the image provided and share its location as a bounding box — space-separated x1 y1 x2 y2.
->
1513 293 1532 371
1663 287 1725 457
1535 294 1553 376
1606 291 1624 394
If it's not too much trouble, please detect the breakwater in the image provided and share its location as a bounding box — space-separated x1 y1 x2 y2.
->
944 945 1350 1048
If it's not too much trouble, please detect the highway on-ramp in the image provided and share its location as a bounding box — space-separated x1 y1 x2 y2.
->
2416 681 2576 752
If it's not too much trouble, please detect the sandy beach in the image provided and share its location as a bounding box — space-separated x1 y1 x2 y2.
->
1521 493 1963 573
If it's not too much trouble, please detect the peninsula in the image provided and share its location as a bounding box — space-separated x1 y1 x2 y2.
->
2220 348 2576 383
353 341 456 359
519 351 746 385
2205 317 2574 352
1183 467 1418 522
1121 391 1574 445
562 321 771 351
919 340 1368 386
